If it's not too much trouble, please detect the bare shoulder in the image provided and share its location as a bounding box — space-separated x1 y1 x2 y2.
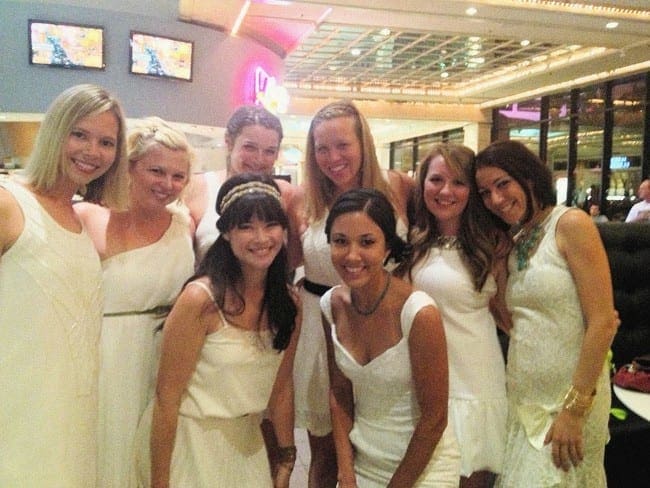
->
73 200 109 223
556 207 601 254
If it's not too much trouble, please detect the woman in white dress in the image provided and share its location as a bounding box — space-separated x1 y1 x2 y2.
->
296 100 414 487
399 143 508 488
134 173 301 488
75 117 195 487
474 140 619 487
321 188 460 487
0 84 128 487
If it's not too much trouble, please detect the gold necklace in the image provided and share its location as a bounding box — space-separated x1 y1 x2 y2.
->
350 271 391 316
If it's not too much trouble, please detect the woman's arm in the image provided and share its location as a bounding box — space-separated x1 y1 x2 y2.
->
267 292 302 488
182 172 208 230
544 209 618 471
276 179 306 270
489 253 513 333
322 300 357 488
388 169 416 226
0 188 24 256
150 283 212 488
389 304 449 487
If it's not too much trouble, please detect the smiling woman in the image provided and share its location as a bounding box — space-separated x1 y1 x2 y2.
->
0 84 128 487
74 116 196 488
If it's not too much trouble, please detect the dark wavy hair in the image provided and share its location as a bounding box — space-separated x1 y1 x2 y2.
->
324 188 410 265
400 143 497 291
473 140 556 229
195 173 296 350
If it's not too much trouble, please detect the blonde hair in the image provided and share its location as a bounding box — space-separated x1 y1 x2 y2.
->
126 116 194 203
304 100 391 222
24 84 128 209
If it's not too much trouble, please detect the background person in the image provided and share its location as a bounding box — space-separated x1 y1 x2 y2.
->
0 83 128 487
474 140 618 487
133 174 301 488
322 188 460 487
75 116 196 488
625 178 650 222
400 143 508 488
294 99 414 487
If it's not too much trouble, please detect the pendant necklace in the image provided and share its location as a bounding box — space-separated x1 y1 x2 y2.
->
350 271 391 316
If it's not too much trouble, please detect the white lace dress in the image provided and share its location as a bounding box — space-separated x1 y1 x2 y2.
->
411 246 506 477
496 206 611 488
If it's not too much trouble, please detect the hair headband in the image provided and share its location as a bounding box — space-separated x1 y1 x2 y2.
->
219 181 281 214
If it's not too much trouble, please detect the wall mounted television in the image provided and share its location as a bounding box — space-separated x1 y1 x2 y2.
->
28 19 105 70
129 31 194 82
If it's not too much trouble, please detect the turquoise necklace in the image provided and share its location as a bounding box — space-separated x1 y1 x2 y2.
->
511 209 552 271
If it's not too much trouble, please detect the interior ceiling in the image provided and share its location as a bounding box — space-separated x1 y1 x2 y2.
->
179 0 650 109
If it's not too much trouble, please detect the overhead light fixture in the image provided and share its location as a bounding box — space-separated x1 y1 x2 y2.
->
606 21 619 29
231 0 251 36
441 71 450 78
350 48 361 56
520 39 530 46
466 7 477 16
379 28 391 36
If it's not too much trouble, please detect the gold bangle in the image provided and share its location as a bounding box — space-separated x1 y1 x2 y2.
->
562 385 595 417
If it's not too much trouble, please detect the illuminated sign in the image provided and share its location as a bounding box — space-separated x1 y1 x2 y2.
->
254 66 289 114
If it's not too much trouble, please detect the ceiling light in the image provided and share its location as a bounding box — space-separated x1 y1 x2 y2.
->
441 72 449 78
379 28 391 36
520 39 530 47
466 7 477 16
350 48 361 56
606 21 619 29
231 0 251 36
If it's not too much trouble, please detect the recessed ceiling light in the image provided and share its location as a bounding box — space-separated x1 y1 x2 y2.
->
520 39 530 47
350 48 361 56
379 28 391 36
441 71 449 78
328 65 338 71
466 7 477 16
606 21 619 29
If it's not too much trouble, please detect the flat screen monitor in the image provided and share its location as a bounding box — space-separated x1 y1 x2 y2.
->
28 19 105 70
129 31 194 82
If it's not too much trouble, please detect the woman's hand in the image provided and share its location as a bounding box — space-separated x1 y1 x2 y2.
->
544 409 586 471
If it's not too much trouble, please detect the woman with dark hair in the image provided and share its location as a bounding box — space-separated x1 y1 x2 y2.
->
474 140 618 487
133 173 301 488
400 143 508 488
0 83 128 487
184 105 303 266
321 188 460 487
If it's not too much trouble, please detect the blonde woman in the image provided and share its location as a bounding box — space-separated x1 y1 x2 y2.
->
76 117 195 487
0 83 128 487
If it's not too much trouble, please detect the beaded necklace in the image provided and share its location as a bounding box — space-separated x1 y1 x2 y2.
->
433 235 462 250
511 208 553 271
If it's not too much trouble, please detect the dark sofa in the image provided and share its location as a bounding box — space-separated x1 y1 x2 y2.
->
597 222 650 488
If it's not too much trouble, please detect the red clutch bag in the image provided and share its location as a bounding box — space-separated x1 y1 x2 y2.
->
613 354 650 393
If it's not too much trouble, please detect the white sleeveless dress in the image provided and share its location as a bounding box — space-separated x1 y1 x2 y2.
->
496 206 611 487
132 281 284 487
321 288 461 487
411 246 506 476
0 178 103 487
97 209 194 488
295 214 407 435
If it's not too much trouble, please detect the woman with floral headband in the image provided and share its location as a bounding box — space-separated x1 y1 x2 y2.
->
133 173 301 487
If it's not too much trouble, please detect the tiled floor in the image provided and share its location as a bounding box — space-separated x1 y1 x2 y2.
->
290 428 310 487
